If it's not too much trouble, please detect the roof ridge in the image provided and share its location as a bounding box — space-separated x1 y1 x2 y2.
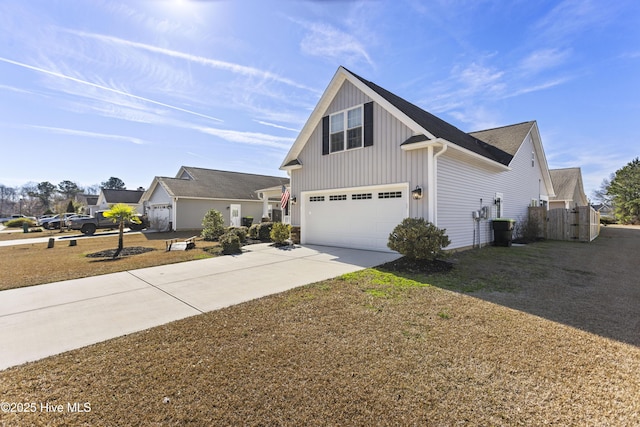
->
469 121 535 134
181 166 287 179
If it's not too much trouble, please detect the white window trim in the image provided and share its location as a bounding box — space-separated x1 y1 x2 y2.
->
329 105 364 153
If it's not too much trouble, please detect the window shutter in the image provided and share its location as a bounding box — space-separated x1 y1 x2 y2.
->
322 115 329 155
364 102 373 147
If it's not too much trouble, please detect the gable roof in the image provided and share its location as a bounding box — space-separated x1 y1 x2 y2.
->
549 168 588 204
144 167 289 201
101 189 144 204
469 121 536 156
347 69 514 166
281 66 514 170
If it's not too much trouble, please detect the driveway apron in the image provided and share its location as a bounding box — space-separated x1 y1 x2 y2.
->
0 244 399 371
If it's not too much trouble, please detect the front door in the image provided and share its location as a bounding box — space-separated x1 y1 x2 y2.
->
230 204 241 227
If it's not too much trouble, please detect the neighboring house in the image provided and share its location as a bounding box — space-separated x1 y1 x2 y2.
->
95 189 144 215
140 166 289 231
74 193 99 215
548 168 589 209
280 66 556 252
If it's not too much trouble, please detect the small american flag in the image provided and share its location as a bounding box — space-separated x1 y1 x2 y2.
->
280 185 290 210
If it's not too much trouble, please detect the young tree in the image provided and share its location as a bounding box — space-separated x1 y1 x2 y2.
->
103 203 141 258
607 158 640 224
201 209 225 241
27 181 57 210
58 180 83 199
101 177 126 190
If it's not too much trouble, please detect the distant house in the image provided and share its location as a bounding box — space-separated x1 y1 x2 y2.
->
95 189 145 215
140 166 289 231
75 193 99 215
280 66 556 251
548 168 589 210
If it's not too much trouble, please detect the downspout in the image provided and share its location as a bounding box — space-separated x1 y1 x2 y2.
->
429 144 448 226
173 197 178 231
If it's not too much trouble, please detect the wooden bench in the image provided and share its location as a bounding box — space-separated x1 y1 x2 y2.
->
165 236 198 251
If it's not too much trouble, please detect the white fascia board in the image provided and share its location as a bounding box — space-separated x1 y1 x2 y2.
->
280 69 348 169
175 196 264 203
400 138 446 151
413 138 511 171
528 122 555 197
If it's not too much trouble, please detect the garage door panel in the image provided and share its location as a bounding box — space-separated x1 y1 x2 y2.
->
303 185 407 252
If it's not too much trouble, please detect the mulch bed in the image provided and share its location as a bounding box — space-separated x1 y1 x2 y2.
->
86 247 156 258
377 256 454 274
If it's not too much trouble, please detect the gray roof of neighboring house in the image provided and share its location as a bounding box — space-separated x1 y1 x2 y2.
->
549 168 585 201
102 189 144 204
156 167 289 201
346 68 514 166
468 121 535 156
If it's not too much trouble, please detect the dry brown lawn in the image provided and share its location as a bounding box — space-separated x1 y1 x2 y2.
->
0 231 219 290
0 226 639 426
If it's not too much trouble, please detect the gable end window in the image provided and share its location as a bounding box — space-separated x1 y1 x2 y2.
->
323 102 373 155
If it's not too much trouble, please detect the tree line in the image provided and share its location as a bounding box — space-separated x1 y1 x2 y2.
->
0 177 133 217
592 157 640 224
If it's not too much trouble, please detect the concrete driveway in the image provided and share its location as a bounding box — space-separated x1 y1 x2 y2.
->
0 243 399 371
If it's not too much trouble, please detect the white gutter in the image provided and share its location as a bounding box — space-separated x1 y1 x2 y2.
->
424 143 448 225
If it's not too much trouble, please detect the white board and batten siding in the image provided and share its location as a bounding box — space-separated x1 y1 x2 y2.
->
437 132 550 249
291 80 432 251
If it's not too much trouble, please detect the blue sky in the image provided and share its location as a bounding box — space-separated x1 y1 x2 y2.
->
1 0 638 196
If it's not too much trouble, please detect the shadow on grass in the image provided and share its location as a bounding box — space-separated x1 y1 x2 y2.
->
377 226 640 348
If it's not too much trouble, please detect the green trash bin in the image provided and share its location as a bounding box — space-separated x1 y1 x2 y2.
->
492 219 515 246
22 222 29 233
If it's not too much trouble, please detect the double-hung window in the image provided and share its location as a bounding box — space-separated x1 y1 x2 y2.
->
330 106 363 153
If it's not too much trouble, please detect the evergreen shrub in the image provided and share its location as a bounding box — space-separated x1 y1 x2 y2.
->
387 218 451 260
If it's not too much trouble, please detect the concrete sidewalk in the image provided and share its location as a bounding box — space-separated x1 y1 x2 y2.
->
0 243 399 371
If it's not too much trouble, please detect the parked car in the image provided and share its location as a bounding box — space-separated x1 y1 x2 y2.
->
36 214 56 226
41 213 77 229
68 211 148 235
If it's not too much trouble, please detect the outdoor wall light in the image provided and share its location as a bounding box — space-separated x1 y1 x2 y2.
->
411 186 423 200
291 196 297 205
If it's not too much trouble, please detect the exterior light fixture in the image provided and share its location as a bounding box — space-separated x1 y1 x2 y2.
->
411 186 423 200
291 196 297 205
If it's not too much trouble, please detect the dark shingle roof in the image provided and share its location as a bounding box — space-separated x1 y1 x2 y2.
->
469 121 535 156
159 167 289 200
102 189 144 204
345 68 514 166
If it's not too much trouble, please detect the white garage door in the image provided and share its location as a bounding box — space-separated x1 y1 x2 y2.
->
148 204 171 231
302 184 408 252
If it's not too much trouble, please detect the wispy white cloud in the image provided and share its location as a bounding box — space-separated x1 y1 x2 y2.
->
0 56 223 123
254 120 300 133
194 126 294 150
0 84 36 95
502 77 572 99
532 0 612 45
29 125 147 145
295 19 374 67
65 29 320 94
519 48 571 74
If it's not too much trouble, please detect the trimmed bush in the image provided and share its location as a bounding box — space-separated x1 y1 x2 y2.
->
219 232 242 255
248 223 260 240
201 209 225 241
5 218 36 228
387 218 451 260
226 226 248 243
258 222 273 241
270 222 291 245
